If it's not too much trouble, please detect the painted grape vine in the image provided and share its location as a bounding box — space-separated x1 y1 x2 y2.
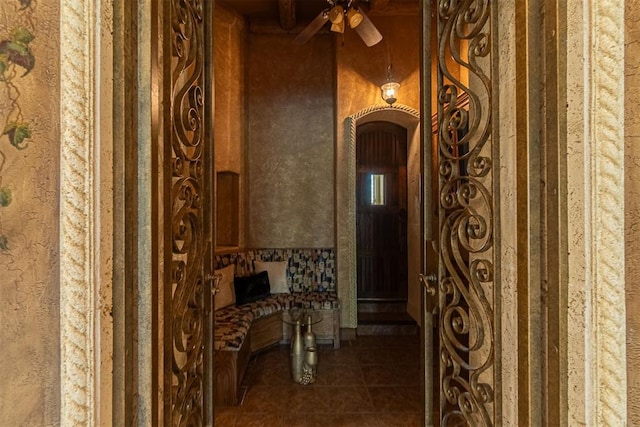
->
0 0 35 251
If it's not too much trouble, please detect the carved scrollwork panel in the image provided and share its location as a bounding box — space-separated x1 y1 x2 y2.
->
436 0 495 425
167 0 207 425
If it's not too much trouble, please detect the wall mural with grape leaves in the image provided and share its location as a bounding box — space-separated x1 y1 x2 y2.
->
0 0 35 251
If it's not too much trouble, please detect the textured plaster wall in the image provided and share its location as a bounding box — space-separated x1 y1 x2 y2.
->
495 2 518 422
214 5 245 247
564 1 590 423
625 1 640 424
565 1 627 424
337 15 421 115
214 5 244 175
99 0 114 422
246 33 334 248
0 1 61 425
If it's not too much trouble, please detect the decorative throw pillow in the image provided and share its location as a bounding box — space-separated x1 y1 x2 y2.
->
234 270 271 305
214 264 236 310
254 260 289 294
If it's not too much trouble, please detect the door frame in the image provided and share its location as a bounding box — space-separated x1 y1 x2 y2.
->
338 105 420 331
56 1 629 425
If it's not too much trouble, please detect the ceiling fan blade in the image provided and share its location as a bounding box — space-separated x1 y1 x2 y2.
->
353 11 383 47
294 10 329 45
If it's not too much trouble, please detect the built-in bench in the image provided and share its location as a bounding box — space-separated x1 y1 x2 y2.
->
213 248 340 406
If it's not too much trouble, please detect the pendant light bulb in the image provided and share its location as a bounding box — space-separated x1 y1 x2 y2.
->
381 64 399 105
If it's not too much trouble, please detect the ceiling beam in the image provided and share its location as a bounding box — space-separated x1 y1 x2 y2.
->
279 0 297 30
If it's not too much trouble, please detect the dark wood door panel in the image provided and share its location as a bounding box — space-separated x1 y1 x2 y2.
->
356 122 408 167
356 121 408 301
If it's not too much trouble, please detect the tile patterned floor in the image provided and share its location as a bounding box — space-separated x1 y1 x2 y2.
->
214 334 423 427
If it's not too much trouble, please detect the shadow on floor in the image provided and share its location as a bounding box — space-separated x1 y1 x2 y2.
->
214 334 424 427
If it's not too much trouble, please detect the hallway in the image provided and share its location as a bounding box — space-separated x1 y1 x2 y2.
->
214 334 423 426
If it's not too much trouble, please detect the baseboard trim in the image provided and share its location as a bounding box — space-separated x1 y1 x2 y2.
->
340 327 357 341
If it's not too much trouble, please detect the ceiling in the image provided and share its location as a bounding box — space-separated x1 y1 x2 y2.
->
216 0 419 29
217 0 328 22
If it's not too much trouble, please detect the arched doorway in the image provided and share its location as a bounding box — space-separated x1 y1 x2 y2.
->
53 1 630 426
356 121 410 326
337 105 421 334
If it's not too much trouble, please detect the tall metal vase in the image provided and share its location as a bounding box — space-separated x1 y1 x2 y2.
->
303 315 317 350
290 320 304 383
305 346 318 377
302 315 318 383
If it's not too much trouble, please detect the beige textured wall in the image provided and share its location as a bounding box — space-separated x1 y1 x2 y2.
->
565 1 593 423
214 5 244 174
246 33 334 248
625 1 640 424
0 1 61 424
496 1 519 422
214 4 246 247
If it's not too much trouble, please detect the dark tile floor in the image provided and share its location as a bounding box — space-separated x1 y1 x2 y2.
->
214 334 424 427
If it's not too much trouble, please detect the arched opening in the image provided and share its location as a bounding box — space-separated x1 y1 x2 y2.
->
338 105 421 333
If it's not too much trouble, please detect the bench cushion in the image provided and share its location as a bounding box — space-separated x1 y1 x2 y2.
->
239 293 293 318
214 306 253 351
214 291 338 351
254 260 289 294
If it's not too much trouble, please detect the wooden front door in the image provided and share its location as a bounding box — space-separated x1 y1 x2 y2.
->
356 121 408 301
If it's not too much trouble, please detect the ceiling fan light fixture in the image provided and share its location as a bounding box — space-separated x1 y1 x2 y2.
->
329 5 344 24
347 8 364 29
331 19 345 33
295 0 382 46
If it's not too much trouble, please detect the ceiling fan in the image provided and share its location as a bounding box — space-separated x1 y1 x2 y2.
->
294 0 383 47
